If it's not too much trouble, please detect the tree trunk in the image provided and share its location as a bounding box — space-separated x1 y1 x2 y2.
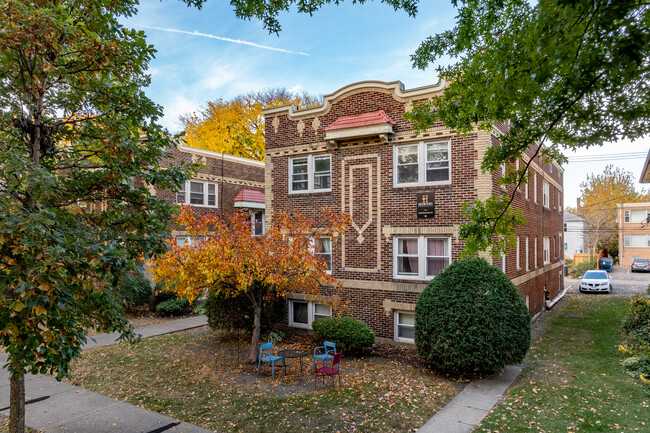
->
9 376 25 433
249 302 262 364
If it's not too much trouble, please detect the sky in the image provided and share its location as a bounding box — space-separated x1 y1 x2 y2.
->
125 0 650 209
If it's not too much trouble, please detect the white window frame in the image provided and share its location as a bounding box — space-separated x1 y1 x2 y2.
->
501 254 506 272
176 180 218 208
314 237 332 275
558 193 562 213
624 234 650 248
625 209 650 224
534 237 538 268
543 237 550 264
393 237 451 280
516 237 521 270
524 179 529 200
543 181 550 208
394 311 416 343
393 141 451 187
533 173 538 203
525 236 530 271
288 300 332 329
289 154 331 194
251 211 265 236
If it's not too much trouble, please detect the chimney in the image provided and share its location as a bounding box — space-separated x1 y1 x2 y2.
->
577 198 581 212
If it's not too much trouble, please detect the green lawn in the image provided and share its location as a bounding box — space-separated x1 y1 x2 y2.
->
477 295 649 432
68 328 459 432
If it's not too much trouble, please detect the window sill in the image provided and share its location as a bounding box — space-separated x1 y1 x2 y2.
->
393 181 451 189
288 190 332 195
394 337 415 344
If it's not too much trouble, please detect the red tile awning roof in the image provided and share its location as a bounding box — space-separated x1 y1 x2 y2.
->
324 110 396 131
233 189 265 203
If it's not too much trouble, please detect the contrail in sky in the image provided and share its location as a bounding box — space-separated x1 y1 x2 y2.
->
138 25 309 56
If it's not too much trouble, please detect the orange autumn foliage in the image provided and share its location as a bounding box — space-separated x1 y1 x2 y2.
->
151 207 350 361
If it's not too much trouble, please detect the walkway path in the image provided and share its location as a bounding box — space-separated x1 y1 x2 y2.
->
417 366 522 433
0 316 212 433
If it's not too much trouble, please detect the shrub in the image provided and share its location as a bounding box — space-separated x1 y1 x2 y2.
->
117 271 152 310
415 258 531 377
311 316 375 354
156 297 191 316
203 289 286 332
568 260 596 278
619 296 650 388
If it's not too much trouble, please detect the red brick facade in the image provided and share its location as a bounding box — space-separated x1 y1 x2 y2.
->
264 81 564 343
157 144 265 236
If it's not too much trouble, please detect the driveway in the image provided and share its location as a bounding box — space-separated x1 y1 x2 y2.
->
564 266 650 296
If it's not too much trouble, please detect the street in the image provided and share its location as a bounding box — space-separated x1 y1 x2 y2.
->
565 266 650 296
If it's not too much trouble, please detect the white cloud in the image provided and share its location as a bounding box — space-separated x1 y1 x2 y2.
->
137 25 309 56
288 84 303 94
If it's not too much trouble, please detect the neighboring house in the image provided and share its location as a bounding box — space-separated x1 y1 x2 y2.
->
263 80 564 343
156 143 266 243
617 202 650 267
563 211 587 260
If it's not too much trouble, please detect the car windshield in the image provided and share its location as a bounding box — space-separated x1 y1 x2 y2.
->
634 259 648 265
583 271 607 279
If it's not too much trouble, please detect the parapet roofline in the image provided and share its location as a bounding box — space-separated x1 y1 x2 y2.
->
263 80 447 118
177 142 265 168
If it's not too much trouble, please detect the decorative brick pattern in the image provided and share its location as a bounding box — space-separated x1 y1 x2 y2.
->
264 81 564 341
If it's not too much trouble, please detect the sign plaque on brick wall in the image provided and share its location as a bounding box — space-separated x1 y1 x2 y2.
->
417 192 435 219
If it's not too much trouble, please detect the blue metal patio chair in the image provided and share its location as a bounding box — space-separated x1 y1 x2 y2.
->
312 341 336 372
257 342 284 378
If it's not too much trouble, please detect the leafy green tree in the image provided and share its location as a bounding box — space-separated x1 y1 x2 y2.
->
406 0 650 256
0 1 190 431
184 0 419 33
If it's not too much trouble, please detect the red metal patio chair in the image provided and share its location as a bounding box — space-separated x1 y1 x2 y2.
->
314 351 342 390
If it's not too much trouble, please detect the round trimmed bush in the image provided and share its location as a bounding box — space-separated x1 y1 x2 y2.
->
311 316 375 354
415 257 530 377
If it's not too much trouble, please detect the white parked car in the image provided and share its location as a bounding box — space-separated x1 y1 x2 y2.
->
579 270 613 294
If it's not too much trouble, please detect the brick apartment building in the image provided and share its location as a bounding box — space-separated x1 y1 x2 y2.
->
263 80 564 343
157 143 266 243
617 202 650 267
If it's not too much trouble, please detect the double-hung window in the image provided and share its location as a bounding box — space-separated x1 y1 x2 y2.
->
543 237 550 264
543 181 550 207
394 311 415 342
289 154 331 193
516 237 521 270
176 180 218 208
288 300 331 328
315 237 332 274
624 234 650 247
394 141 450 186
251 211 264 236
394 237 450 280
533 173 538 203
624 210 650 223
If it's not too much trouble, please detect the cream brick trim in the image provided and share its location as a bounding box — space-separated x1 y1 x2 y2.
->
266 143 329 157
263 80 447 118
521 154 563 193
381 225 458 238
341 153 382 273
339 279 427 294
383 300 416 316
178 143 265 168
286 293 332 303
616 202 650 209
265 156 274 224
511 261 563 286
193 173 264 189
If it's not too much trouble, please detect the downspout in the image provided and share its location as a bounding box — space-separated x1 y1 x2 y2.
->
546 285 568 309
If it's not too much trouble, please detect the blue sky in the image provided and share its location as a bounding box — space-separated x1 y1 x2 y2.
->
126 0 649 207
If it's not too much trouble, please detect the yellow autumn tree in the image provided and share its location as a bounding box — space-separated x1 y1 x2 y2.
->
180 88 320 161
577 165 650 257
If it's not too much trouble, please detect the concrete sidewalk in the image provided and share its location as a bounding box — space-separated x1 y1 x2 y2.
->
1 316 212 433
417 365 522 433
